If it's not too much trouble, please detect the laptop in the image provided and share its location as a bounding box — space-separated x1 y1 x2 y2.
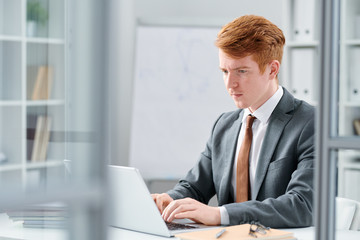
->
108 165 217 237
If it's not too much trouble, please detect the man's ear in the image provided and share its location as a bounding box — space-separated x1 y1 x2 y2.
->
269 60 280 79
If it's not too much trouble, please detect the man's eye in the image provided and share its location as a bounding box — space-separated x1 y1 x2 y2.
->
222 70 228 74
238 70 247 73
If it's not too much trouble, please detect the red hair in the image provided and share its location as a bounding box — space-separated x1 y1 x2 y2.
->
215 15 285 73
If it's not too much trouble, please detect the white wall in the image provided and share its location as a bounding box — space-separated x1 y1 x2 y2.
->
107 0 284 167
135 0 283 26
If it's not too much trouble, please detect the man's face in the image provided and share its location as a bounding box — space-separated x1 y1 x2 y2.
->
219 50 278 112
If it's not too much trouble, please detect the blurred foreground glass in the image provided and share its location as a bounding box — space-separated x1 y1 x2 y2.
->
338 0 360 138
316 0 360 240
0 0 108 239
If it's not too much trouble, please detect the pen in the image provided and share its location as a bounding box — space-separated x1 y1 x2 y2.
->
215 228 226 239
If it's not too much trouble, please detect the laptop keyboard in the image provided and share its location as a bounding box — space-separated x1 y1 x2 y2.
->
165 221 198 230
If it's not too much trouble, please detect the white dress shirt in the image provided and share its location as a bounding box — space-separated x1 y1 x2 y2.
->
219 86 284 225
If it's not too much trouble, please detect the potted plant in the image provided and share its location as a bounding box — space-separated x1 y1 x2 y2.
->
26 1 48 37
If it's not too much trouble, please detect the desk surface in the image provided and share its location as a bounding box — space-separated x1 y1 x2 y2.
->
109 226 360 240
0 221 66 240
1 223 360 240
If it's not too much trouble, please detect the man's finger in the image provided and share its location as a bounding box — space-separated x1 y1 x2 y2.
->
163 199 197 222
168 204 197 222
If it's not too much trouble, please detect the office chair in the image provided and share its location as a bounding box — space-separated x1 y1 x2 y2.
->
336 197 360 231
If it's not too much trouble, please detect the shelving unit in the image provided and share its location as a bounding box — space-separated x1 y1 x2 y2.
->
283 0 360 202
281 0 320 106
0 0 67 190
339 0 360 136
282 0 360 202
337 0 360 202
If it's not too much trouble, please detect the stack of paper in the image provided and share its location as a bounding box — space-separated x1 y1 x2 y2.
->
6 202 68 228
176 224 295 240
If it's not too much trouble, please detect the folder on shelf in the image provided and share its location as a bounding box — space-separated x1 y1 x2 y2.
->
293 0 315 41
349 48 360 102
175 224 295 240
30 65 54 100
290 48 315 102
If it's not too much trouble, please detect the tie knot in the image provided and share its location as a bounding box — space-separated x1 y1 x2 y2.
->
246 115 256 129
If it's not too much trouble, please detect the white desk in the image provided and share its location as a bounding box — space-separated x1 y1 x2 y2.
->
1 223 360 240
0 221 67 240
108 226 360 240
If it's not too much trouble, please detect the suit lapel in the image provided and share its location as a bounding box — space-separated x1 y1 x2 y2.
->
219 110 243 204
252 89 295 200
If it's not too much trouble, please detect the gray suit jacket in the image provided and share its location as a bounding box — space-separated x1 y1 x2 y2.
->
167 88 314 228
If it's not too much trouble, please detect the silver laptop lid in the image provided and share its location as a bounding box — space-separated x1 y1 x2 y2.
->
108 165 172 237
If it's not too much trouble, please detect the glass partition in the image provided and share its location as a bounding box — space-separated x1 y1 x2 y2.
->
0 1 108 239
316 0 360 239
338 0 360 137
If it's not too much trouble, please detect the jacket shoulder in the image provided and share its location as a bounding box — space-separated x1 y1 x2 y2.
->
215 109 242 126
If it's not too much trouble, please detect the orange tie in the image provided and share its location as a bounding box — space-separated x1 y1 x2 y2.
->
236 115 256 203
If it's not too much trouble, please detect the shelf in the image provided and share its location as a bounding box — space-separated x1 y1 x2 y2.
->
0 36 64 45
340 102 360 107
0 100 66 107
0 35 22 42
26 100 65 107
339 150 360 170
286 41 319 48
0 163 23 172
341 161 360 169
0 0 67 190
343 39 360 45
26 160 64 169
0 101 23 106
26 37 65 45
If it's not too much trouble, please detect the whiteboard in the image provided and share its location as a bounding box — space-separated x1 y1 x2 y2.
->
129 26 235 179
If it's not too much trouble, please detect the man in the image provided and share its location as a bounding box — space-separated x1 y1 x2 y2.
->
152 15 314 228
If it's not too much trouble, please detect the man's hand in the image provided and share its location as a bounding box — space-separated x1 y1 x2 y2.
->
161 198 221 226
151 193 174 214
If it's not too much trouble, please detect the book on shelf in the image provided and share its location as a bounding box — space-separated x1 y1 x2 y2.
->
30 115 52 162
175 224 295 240
27 114 38 160
354 119 360 135
27 65 54 100
38 116 52 161
31 115 44 162
26 66 38 100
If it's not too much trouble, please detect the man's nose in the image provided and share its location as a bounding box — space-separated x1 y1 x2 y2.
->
227 73 238 88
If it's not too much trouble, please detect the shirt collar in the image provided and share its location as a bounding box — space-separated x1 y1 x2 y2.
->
241 86 284 124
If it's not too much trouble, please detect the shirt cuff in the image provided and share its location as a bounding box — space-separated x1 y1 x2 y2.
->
219 206 230 225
